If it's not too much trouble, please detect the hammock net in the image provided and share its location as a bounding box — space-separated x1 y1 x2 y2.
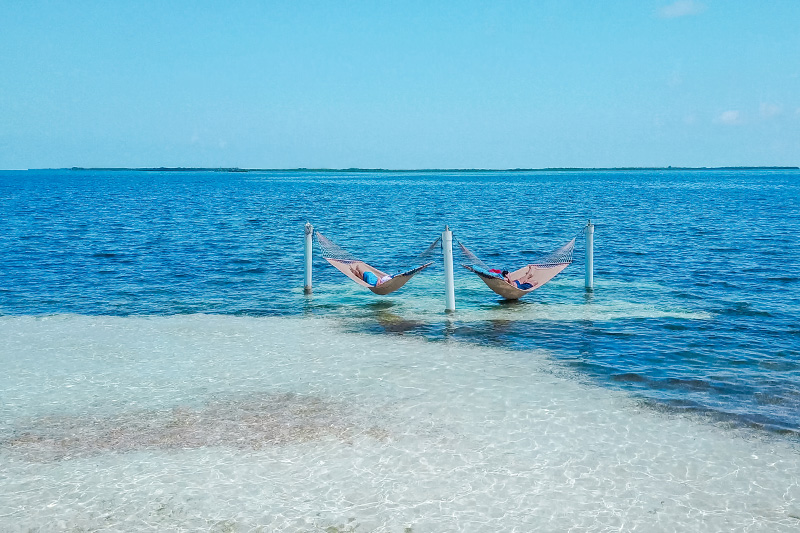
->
315 231 434 295
458 236 576 300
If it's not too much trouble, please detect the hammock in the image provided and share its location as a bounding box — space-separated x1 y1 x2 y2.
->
459 237 576 300
315 232 434 295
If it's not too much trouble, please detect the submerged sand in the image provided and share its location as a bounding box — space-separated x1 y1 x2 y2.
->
1 314 798 531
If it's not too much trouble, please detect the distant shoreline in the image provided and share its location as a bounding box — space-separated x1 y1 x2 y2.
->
39 165 800 172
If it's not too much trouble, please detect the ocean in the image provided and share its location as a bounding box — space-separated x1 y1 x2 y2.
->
1 168 799 531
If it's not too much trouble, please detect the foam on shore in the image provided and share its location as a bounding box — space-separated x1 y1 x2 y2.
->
1 314 797 531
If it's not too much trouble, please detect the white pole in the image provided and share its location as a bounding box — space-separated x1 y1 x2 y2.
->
304 222 313 294
585 220 594 291
443 225 456 312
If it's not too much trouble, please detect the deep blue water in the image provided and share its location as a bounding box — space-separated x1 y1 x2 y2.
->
1 169 799 435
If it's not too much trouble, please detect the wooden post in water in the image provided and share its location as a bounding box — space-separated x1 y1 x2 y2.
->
585 220 594 291
443 225 456 312
304 222 313 294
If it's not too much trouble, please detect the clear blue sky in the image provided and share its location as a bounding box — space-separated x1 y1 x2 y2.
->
1 1 799 169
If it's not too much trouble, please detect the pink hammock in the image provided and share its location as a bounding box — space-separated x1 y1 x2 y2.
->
460 237 575 300
315 232 432 296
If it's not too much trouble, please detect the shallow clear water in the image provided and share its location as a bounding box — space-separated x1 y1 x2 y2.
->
1 169 799 530
2 315 799 531
2 169 799 432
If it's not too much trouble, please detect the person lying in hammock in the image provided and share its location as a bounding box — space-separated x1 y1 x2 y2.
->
351 264 393 287
502 270 534 290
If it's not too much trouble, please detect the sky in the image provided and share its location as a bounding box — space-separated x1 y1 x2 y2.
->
1 0 799 169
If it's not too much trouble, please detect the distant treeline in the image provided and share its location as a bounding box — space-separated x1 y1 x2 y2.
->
67 166 799 173
69 167 248 172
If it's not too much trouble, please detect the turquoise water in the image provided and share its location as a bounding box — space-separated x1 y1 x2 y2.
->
2 169 799 433
1 169 799 530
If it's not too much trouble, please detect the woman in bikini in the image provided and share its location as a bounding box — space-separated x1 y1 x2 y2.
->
351 263 393 286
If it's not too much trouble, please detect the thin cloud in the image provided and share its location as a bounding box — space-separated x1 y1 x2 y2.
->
759 103 782 118
659 0 706 19
716 110 741 125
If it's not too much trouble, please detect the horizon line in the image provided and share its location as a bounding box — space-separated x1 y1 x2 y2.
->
15 165 800 172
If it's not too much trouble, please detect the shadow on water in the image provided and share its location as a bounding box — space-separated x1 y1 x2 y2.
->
373 309 424 334
494 298 530 308
302 293 314 317
364 300 397 312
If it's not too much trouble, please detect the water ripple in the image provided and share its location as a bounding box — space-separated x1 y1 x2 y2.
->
1 168 799 434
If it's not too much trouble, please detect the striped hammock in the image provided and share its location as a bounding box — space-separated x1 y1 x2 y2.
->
459 237 575 300
315 232 433 295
